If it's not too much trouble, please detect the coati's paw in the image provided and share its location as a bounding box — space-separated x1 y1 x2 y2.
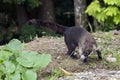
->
96 50 102 60
99 56 102 60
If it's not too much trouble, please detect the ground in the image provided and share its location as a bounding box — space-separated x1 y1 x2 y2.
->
25 30 120 80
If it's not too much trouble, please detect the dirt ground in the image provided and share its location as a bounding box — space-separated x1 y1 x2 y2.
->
25 30 120 79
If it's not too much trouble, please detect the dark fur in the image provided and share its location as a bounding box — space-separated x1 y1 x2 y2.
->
27 19 102 63
64 27 102 63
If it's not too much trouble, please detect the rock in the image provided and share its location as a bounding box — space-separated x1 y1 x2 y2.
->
106 57 117 63
106 54 117 63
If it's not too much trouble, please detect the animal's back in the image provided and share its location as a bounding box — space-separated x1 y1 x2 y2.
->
64 27 87 45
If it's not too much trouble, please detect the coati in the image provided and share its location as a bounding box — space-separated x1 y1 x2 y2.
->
64 27 102 63
27 19 102 63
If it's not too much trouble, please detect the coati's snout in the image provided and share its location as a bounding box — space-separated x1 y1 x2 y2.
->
79 48 102 63
79 43 102 63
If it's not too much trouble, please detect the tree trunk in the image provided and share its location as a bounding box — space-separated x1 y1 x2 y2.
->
16 4 28 27
39 0 55 22
74 0 87 27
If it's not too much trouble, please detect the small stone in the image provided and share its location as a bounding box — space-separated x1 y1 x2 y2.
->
106 57 117 63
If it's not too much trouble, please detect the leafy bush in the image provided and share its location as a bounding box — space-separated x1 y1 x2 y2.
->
0 13 17 44
19 24 62 42
19 24 41 42
86 0 120 31
0 39 51 80
2 0 41 8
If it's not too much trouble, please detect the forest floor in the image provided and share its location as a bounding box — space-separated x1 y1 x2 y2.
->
25 30 120 80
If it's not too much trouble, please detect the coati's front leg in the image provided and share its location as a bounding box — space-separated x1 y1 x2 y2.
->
67 47 81 59
96 50 102 60
67 44 82 59
93 43 102 60
64 37 79 58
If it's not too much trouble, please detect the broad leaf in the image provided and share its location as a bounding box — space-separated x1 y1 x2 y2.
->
16 51 38 67
3 39 24 52
105 6 118 16
104 0 117 5
22 69 37 80
113 14 120 24
16 64 26 73
85 0 101 16
9 71 20 80
0 50 13 64
33 54 51 70
4 61 15 74
94 8 107 22
1 61 15 74
16 51 51 70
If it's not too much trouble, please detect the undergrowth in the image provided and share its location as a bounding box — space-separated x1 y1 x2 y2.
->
93 32 120 69
0 39 51 80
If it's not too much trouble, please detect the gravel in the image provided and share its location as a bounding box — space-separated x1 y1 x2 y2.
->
59 69 120 80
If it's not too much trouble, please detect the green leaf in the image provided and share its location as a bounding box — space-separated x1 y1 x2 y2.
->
33 54 51 70
16 56 34 68
22 69 37 80
104 0 117 5
113 14 120 24
16 51 51 70
116 0 120 6
9 71 20 80
94 8 107 22
3 39 24 52
27 0 41 8
0 61 15 74
16 64 26 73
85 0 101 16
0 50 13 64
104 6 118 16
16 51 38 67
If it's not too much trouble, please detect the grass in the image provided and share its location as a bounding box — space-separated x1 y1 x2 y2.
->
38 31 120 79
92 31 120 69
44 70 62 80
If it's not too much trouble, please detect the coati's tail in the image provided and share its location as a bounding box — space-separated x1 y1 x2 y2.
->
26 19 69 34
